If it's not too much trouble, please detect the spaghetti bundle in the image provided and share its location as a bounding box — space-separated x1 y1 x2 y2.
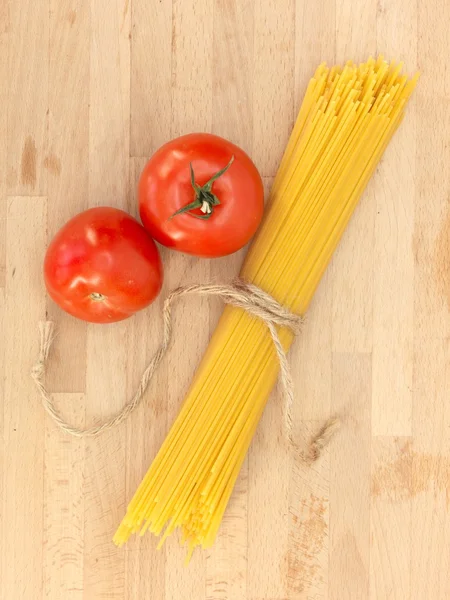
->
114 57 418 558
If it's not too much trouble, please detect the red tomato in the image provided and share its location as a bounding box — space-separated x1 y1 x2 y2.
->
44 207 163 323
138 133 264 257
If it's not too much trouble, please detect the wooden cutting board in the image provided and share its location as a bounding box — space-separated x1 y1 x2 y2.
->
1 1 449 598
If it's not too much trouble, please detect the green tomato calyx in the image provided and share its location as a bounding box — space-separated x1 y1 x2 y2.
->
170 155 234 221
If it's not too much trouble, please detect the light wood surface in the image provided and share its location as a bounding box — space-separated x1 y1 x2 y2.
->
1 1 449 598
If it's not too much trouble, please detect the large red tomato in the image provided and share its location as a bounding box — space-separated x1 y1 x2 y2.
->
44 207 163 323
138 133 264 257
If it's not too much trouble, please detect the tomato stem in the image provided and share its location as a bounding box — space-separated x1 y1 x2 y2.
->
90 292 105 302
170 155 234 221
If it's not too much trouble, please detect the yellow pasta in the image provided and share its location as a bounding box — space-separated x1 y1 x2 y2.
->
114 57 418 559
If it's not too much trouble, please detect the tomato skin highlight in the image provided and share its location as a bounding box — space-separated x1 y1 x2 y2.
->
44 207 163 323
138 133 264 258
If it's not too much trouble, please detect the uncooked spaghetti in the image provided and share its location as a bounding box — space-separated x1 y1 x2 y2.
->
114 57 418 560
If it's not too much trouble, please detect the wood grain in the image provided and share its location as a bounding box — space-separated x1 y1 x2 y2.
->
0 28 7 287
0 286 4 594
2 197 47 598
288 422 330 599
43 393 85 600
130 0 172 157
370 436 411 599
2 1 449 599
411 2 450 597
252 0 295 177
7 1 49 195
329 354 372 600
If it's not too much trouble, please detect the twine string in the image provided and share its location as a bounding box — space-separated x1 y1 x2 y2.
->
31 279 338 458
306 418 341 463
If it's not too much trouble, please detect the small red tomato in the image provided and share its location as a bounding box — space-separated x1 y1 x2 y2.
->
44 207 163 323
139 133 264 258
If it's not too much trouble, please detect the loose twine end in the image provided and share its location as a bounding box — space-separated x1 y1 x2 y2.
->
306 417 341 463
31 280 340 455
31 321 55 379
39 320 55 361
